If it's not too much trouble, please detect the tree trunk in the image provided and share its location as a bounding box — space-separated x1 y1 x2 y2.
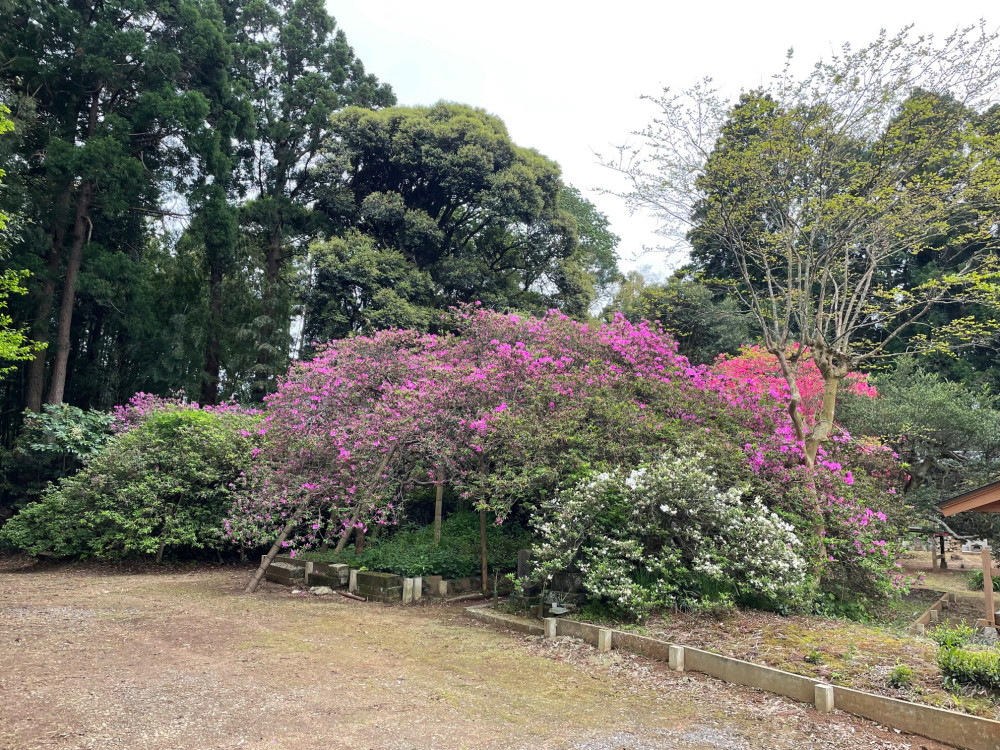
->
334 502 364 555
200 261 223 405
433 470 444 545
803 372 841 467
46 181 94 405
354 527 365 554
333 448 396 554
480 507 488 592
772 348 839 569
25 189 73 411
245 503 308 594
251 228 283 402
46 90 101 406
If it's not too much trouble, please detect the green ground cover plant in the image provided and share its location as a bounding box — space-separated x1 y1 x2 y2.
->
302 511 531 579
966 570 1000 592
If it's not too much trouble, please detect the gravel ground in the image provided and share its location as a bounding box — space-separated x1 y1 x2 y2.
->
0 560 953 750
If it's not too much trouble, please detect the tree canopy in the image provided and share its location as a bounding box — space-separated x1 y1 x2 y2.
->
608 26 1000 473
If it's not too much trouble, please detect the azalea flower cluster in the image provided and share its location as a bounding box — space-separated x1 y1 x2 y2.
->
531 451 809 619
220 304 906 601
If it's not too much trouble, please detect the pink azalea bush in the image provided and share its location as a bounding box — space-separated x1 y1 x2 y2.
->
224 304 908 608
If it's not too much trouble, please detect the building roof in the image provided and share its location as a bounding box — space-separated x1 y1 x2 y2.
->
937 479 1000 516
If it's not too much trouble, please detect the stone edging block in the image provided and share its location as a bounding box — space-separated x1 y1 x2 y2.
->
465 605 1000 750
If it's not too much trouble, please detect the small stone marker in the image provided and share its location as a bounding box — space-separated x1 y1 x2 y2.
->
543 617 558 639
668 644 685 672
814 683 834 714
913 622 926 635
598 629 612 652
349 569 358 593
402 578 414 604
929 609 939 623
437 579 449 597
413 576 422 602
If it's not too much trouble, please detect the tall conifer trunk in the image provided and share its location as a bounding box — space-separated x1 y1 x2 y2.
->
46 91 100 405
200 261 224 405
25 196 70 411
46 181 94 405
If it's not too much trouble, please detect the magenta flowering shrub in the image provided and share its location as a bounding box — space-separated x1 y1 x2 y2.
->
227 304 909 604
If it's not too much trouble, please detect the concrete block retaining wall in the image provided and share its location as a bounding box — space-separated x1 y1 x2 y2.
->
682 645 817 704
468 605 1000 750
831 686 999 750
260 555 474 602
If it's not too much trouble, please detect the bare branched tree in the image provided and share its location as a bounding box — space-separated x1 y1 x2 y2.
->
606 25 1000 475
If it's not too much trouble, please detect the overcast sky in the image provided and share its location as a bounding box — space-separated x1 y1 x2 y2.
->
329 1 998 276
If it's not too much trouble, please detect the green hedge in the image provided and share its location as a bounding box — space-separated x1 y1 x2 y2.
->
0 409 259 559
938 646 1000 691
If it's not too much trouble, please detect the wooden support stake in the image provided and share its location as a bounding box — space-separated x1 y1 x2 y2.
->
984 547 996 628
480 507 488 592
433 469 444 545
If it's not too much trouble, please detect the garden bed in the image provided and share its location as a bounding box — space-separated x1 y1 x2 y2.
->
574 601 998 719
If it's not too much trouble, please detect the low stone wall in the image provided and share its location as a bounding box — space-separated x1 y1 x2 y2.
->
466 605 1000 750
683 645 816 704
467 605 544 636
609 631 672 662
261 556 478 602
832 685 999 750
553 617 601 646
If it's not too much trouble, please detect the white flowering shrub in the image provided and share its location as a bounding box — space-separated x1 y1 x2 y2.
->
531 451 810 619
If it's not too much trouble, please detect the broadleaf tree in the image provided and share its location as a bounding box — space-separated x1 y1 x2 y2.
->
608 25 1000 479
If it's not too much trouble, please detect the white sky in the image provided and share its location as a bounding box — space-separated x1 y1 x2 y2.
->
329 1 999 276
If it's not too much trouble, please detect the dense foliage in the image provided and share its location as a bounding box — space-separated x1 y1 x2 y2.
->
0 399 260 559
0 403 114 520
222 306 905 610
304 511 531 579
532 451 809 619
938 645 1000 692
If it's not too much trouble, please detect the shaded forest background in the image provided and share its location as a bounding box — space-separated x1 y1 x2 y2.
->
1 3 1000 535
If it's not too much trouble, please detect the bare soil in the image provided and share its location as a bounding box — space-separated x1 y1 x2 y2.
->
0 558 958 750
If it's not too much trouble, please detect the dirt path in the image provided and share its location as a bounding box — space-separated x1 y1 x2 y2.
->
0 561 951 750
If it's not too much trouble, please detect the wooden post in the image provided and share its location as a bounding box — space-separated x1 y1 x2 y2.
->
984 547 996 628
940 534 947 569
480 507 488 592
433 471 444 546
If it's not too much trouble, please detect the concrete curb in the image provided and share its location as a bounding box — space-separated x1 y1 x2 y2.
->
466 604 1000 750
